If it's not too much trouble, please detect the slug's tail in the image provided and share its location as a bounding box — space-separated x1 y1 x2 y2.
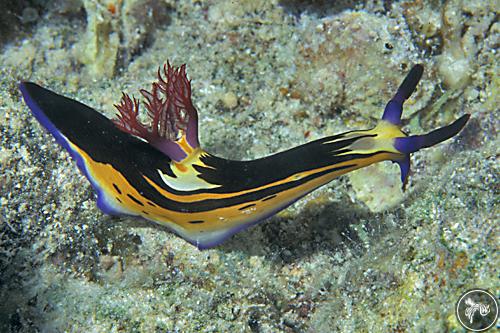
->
378 64 470 187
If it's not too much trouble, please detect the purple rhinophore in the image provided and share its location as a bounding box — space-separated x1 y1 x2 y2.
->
395 64 424 101
382 64 424 126
394 114 470 155
382 100 403 125
394 136 425 154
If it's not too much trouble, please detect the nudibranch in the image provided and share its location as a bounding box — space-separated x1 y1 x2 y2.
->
20 64 469 249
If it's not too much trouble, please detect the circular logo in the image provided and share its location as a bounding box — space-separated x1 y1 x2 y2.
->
455 288 498 332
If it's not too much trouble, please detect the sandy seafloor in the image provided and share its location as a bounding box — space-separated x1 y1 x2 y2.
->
0 0 498 332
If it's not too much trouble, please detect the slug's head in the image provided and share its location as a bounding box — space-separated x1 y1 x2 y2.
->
379 64 470 187
113 63 199 161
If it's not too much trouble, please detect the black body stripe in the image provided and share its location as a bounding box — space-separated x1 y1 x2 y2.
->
188 135 377 195
131 151 388 212
127 194 144 206
113 183 122 194
140 162 357 212
23 83 388 214
239 203 256 210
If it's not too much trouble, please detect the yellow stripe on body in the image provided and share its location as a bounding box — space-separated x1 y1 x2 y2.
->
69 131 399 246
143 152 396 218
69 143 152 215
158 149 220 192
149 121 406 205
323 121 407 157
143 155 369 204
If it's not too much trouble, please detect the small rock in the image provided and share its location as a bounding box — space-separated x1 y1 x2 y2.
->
222 91 238 109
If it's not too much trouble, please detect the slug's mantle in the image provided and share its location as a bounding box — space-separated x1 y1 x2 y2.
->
19 64 469 249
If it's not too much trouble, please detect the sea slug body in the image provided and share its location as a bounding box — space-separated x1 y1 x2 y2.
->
20 64 469 249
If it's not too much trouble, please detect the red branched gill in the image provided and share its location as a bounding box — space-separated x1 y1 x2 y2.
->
113 63 199 146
